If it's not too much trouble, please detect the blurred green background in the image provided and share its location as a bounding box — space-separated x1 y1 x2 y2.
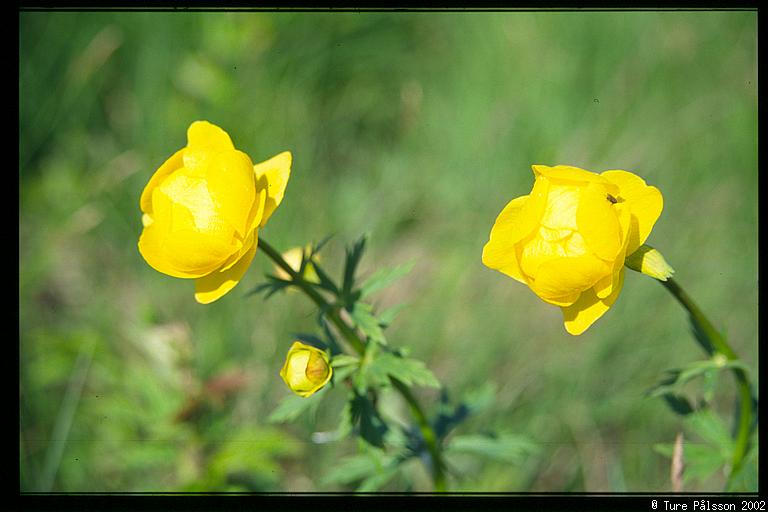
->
19 10 757 492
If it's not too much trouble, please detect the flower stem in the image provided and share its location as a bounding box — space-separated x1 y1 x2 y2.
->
257 237 447 491
660 278 755 482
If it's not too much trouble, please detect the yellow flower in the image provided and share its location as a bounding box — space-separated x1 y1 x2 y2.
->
279 341 333 397
138 121 291 304
482 164 663 335
273 246 321 285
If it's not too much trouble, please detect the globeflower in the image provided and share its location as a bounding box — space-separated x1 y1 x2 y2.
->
279 341 333 397
138 120 291 304
482 164 663 335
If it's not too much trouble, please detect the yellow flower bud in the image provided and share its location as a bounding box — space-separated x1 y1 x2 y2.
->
279 341 333 397
274 246 321 285
624 244 675 281
482 164 663 335
137 121 292 304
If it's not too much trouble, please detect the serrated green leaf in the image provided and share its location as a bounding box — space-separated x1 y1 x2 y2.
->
686 409 733 452
317 314 343 356
267 388 326 424
662 394 695 416
311 259 341 296
332 355 360 368
369 352 440 389
446 433 538 464
350 392 388 448
342 236 367 301
244 275 293 299
334 399 353 441
358 261 414 299
682 442 729 484
350 302 387 345
332 364 357 385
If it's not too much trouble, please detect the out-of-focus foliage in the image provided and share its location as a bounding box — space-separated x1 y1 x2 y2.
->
19 11 757 491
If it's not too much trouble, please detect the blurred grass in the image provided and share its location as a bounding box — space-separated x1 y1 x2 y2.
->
19 10 757 492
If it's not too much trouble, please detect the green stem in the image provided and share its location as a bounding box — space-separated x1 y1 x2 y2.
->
660 278 755 482
258 237 447 491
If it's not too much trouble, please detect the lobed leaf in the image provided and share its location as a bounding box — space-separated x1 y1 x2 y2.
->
446 433 538 464
349 391 389 448
342 235 367 302
358 261 415 299
350 302 387 345
365 352 440 390
267 388 327 424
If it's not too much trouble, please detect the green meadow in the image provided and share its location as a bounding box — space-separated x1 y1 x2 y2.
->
19 10 757 492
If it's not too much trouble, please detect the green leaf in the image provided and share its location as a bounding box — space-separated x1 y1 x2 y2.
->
350 392 388 448
686 409 733 452
653 441 727 485
358 261 414 299
311 259 341 296
331 354 360 368
267 388 327 424
334 399 353 441
368 352 440 389
332 364 357 385
682 442 728 484
350 302 387 345
342 235 367 302
662 394 695 416
244 275 293 299
446 433 538 464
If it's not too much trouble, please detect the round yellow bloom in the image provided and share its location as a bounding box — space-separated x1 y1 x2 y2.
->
138 121 291 304
482 164 663 335
279 341 333 397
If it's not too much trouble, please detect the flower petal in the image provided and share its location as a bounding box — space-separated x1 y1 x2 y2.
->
139 149 184 214
601 170 663 255
194 234 258 304
254 151 292 227
533 164 618 194
482 195 529 284
561 267 625 335
187 120 235 152
576 182 622 261
529 254 609 303
201 150 257 237
142 169 242 277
